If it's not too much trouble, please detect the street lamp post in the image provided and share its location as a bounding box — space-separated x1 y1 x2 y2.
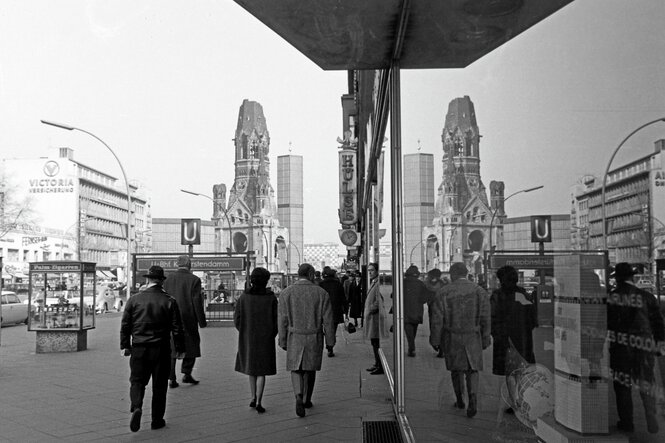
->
41 120 133 293
488 185 544 252
408 239 425 266
601 118 665 252
288 241 301 273
180 189 233 253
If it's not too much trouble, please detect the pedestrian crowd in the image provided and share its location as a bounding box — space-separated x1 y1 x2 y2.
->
119 256 665 436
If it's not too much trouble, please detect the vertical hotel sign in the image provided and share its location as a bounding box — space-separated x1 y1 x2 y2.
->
339 149 357 225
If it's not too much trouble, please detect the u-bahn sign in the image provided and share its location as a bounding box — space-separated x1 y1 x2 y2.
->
136 256 245 272
530 215 552 243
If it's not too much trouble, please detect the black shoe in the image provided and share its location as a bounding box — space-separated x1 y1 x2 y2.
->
454 400 465 409
467 395 477 418
436 351 444 358
256 405 266 414
169 380 179 388
366 365 378 372
328 350 335 357
182 374 199 384
370 367 384 375
504 407 514 414
407 350 415 357
304 400 313 409
130 408 142 432
296 394 306 417
617 420 634 432
249 399 256 408
151 419 166 430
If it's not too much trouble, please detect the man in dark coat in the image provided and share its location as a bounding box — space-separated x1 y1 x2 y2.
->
278 263 335 417
403 265 429 357
121 265 185 432
430 262 490 418
608 262 665 434
163 255 207 387
318 266 348 357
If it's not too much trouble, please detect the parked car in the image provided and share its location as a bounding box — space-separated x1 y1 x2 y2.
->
1 290 29 326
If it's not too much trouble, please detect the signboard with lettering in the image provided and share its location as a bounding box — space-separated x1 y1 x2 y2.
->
531 215 552 243
338 149 358 225
489 254 605 270
180 218 201 245
136 256 245 272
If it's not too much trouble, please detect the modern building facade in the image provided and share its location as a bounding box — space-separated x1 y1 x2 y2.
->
150 218 216 254
277 154 303 274
423 96 504 276
1 147 150 284
502 214 571 251
571 139 665 266
403 153 434 270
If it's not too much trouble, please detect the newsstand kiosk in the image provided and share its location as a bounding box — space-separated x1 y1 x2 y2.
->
28 261 96 353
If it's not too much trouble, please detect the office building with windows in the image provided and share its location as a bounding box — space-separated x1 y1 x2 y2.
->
404 153 435 270
277 154 303 273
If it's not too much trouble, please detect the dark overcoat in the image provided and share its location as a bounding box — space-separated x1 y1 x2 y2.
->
234 288 278 376
403 275 429 324
163 268 207 358
278 279 336 371
348 279 363 318
429 278 490 371
490 285 536 375
319 276 348 325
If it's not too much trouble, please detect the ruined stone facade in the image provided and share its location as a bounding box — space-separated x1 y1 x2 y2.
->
219 99 288 272
423 96 504 276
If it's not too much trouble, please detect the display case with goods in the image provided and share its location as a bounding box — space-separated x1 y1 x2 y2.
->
28 261 97 353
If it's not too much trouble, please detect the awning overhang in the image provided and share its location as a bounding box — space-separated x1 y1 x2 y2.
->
234 0 575 70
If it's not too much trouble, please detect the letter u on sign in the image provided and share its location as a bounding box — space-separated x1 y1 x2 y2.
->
531 216 552 243
181 218 201 245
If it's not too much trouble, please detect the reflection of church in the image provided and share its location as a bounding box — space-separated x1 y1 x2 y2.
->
212 99 289 272
423 96 505 277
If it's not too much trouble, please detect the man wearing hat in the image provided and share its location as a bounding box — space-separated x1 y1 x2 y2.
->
608 262 664 434
121 265 185 432
429 262 490 418
402 265 429 357
163 255 207 388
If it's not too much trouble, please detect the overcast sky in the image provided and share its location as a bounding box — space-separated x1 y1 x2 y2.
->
2 0 664 243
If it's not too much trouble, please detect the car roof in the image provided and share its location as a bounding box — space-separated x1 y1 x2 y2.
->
2 290 17 295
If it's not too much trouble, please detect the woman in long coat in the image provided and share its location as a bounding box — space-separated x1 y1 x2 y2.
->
234 267 278 413
363 263 389 375
347 272 364 327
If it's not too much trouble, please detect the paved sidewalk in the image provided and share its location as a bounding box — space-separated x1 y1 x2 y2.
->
1 303 664 442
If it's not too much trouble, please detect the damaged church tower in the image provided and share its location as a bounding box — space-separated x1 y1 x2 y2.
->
423 96 504 276
220 99 288 272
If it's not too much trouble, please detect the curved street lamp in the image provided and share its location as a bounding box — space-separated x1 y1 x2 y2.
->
180 189 233 253
41 120 133 293
601 118 665 251
408 239 425 266
488 185 544 252
288 240 301 273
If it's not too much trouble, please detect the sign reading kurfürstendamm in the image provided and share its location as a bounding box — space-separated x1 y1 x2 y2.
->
339 149 357 225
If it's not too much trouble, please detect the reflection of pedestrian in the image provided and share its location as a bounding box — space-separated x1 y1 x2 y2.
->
364 263 389 375
234 267 277 414
278 263 335 417
608 262 664 434
120 266 185 432
318 266 347 357
490 265 536 376
163 255 207 388
403 265 429 357
429 262 490 418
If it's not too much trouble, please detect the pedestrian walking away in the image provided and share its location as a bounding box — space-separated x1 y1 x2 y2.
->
278 263 336 417
347 272 364 328
318 266 348 357
234 267 278 414
429 262 490 418
363 262 389 375
163 255 207 387
120 265 185 433
402 265 429 357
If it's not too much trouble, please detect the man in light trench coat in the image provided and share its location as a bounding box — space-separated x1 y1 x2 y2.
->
430 262 491 418
278 263 336 417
